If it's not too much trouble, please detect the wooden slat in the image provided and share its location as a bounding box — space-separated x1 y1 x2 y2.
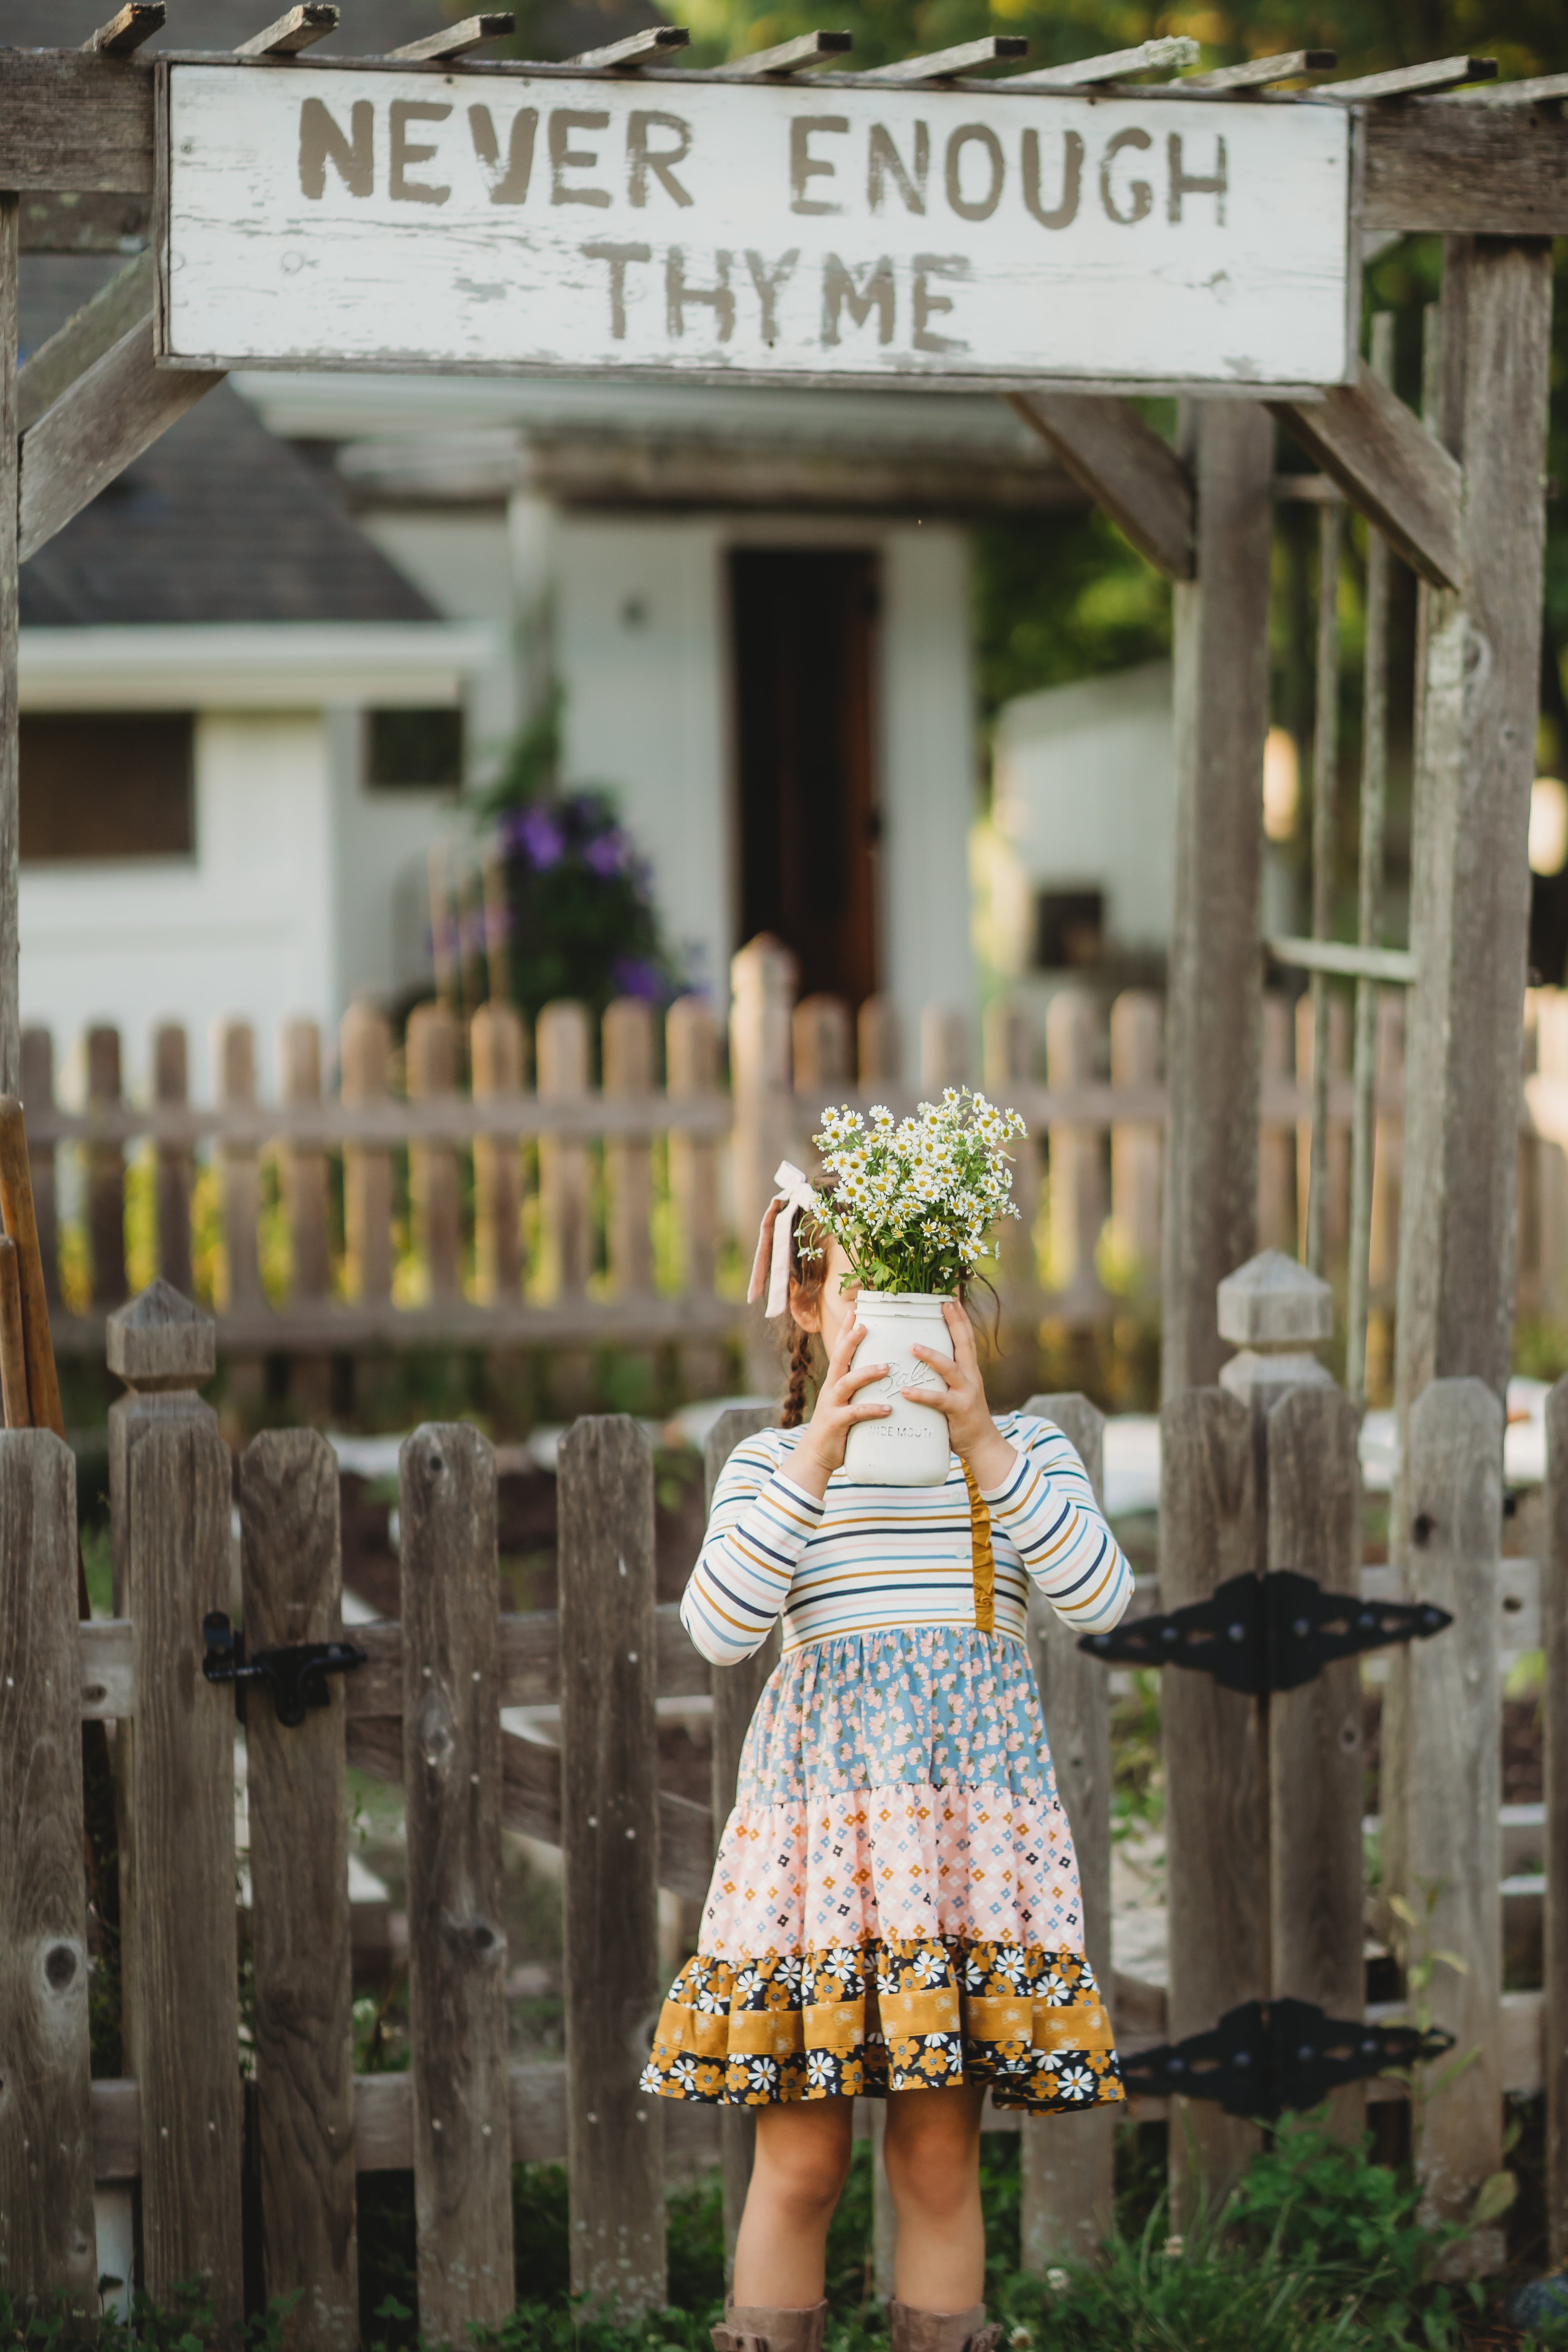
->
0 1431 95 2304
1162 403 1273 1393
406 1003 462 1304
0 1239 29 1427
1021 1396 1114 2268
241 1431 358 2352
1160 1385 1266 2217
18 319 223 565
1391 1380 1504 2249
705 1406 779 2269
604 999 655 1300
86 1028 127 1308
566 26 690 68
535 1001 592 1411
17 249 153 437
1445 73 1568 107
1183 50 1335 90
857 36 1026 82
1007 35 1196 88
281 1019 330 1302
22 1090 733 1149
0 53 156 197
558 1418 666 2316
470 1001 525 1303
1546 1376 1568 2265
1324 56 1496 101
236 5 339 58
86 4 167 57
1270 360 1463 589
1266 1384 1365 2139
114 1398 242 2323
153 1024 193 1299
341 1000 393 1305
1109 993 1162 1283
1010 393 1194 583
1362 109 1568 235
722 31 853 75
1045 991 1109 1316
400 1425 514 2338
215 1020 263 1309
386 12 513 61
667 997 723 1394
20 1032 59 1310
984 1001 1042 1387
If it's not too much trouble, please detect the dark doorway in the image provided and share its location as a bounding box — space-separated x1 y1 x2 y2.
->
730 548 880 1006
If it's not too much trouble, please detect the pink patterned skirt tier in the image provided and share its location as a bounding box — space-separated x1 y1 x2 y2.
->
641 1625 1123 2111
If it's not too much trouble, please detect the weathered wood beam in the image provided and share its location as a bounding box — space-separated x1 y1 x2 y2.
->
1007 35 1196 89
386 12 514 63
1363 108 1568 233
17 249 153 436
1444 72 1568 107
234 3 338 58
85 3 165 55
0 54 155 196
1269 358 1464 589
563 25 689 69
1183 48 1336 90
18 322 223 566
1009 391 1194 580
721 30 853 76
1326 55 1496 101
856 36 1026 83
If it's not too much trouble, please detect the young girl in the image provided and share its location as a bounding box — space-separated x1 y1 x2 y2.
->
642 1170 1133 2352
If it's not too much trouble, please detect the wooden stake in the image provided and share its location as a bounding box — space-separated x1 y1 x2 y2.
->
0 1237 29 1427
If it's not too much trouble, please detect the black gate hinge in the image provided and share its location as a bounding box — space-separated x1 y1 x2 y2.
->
1121 1997 1454 2120
1078 1569 1451 1695
203 1611 368 1728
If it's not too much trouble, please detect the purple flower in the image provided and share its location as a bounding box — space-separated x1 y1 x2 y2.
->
583 828 628 878
611 954 662 1001
508 804 566 869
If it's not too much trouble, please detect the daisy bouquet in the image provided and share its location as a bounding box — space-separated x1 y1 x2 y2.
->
805 1087 1028 1296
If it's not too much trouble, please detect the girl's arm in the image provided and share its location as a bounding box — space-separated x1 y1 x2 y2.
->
678 1434 826 1665
981 1416 1133 1635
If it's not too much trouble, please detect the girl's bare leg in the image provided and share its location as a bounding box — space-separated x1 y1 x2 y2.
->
731 2098 855 2308
882 2085 987 2311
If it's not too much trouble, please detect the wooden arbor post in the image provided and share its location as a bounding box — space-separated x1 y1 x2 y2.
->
1013 391 1273 1395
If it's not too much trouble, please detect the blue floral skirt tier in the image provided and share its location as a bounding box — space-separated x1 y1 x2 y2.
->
640 1625 1124 2112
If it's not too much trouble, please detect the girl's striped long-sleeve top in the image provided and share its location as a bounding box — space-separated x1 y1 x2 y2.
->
680 1413 1133 1665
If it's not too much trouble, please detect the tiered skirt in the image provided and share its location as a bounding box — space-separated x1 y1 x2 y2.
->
640 1625 1124 2113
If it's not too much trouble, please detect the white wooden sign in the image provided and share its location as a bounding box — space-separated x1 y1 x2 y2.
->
158 61 1355 390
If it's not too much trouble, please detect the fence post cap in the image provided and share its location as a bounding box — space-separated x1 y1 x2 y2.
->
107 1279 217 1390
1217 1249 1333 1347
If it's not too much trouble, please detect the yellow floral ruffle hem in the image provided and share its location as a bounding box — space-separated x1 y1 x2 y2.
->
639 1934 1123 2114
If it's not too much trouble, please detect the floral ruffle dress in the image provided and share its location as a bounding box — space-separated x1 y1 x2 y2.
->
640 1413 1134 2114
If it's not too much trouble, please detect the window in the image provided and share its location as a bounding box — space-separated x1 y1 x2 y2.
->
1035 888 1105 971
20 713 195 863
367 707 464 790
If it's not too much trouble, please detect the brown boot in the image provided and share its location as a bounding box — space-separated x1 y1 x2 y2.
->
712 2301 829 2352
888 2301 1002 2352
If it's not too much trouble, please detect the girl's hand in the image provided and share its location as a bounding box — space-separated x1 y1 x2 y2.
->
906 1302 1017 1491
789 1316 891 1497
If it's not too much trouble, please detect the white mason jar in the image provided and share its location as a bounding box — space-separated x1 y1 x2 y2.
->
841 1291 955 1487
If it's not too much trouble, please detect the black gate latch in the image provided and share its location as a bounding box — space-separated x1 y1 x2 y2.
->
1121 1996 1454 2120
1078 1569 1451 1695
203 1611 367 1728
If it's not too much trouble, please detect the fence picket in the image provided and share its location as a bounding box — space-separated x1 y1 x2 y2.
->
86 1023 127 1306
1257 993 1296 1255
20 1025 58 1304
558 1417 666 2317
241 1429 358 2350
703 1405 781 2270
341 1000 393 1305
214 1020 263 1308
407 1003 463 1304
1109 992 1162 1289
667 997 724 1395
984 1000 1042 1388
920 1005 968 1091
0 1429 94 2305
537 1001 593 1413
107 1287 242 2325
1045 989 1107 1315
1020 1393 1114 2268
400 1424 514 2340
731 939 796 1395
1295 991 1350 1268
282 1019 330 1303
857 995 901 1086
153 1022 193 1299
604 997 655 1299
471 1000 525 1302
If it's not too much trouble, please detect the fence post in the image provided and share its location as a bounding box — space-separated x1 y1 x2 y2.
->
0 1428 95 2307
1108 991 1161 1294
341 999 393 1307
558 1417 666 2316
399 1424 514 2339
703 1406 781 2273
667 997 724 1397
471 999 525 1304
86 1023 127 1307
1045 987 1108 1317
1367 992 1405 1397
106 1281 242 2327
1545 1375 1568 2265
240 1429 358 2351
1020 1393 1113 2266
731 938 796 1397
1256 993 1296 1256
153 1022 193 1300
1160 1378 1267 2219
1386 1377 1504 2257
407 1002 462 1304
983 999 1042 1393
20 1025 58 1304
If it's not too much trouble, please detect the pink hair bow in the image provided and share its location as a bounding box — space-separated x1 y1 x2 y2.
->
746 1160 820 1320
